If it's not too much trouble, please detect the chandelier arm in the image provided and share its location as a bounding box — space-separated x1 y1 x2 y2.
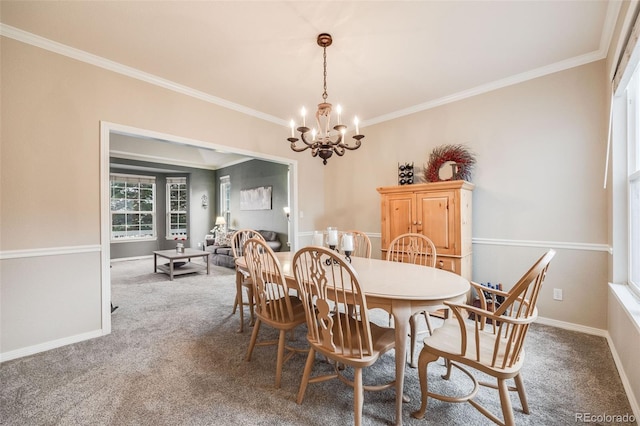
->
338 138 363 151
333 145 346 157
290 142 313 153
289 131 318 152
299 131 320 148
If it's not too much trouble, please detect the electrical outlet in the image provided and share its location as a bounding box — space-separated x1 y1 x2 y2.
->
553 288 563 301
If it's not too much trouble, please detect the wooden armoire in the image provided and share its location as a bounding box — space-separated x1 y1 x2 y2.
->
377 180 474 280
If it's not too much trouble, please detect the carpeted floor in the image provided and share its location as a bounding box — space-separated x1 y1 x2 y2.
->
0 258 636 425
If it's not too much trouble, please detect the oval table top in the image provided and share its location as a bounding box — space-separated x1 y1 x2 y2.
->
237 250 470 302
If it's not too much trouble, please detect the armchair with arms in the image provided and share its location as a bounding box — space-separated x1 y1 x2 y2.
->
412 249 556 426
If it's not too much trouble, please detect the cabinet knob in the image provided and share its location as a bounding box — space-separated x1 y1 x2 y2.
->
438 260 444 268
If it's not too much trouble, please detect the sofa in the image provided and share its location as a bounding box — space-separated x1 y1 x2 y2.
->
204 229 282 268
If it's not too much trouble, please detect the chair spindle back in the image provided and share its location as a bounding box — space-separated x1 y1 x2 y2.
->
293 246 374 359
243 238 297 324
386 233 436 267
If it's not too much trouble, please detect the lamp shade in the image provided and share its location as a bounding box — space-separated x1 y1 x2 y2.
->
215 216 226 226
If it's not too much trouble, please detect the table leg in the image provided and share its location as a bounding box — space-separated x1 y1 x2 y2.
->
169 259 174 281
236 269 244 333
154 254 158 273
391 302 411 426
206 255 210 275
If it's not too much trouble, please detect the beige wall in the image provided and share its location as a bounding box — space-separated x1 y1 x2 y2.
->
0 37 326 357
0 27 614 355
326 61 609 330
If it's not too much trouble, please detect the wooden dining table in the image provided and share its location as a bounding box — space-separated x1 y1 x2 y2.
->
235 250 470 426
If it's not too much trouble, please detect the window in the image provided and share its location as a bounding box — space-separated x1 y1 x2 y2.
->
628 67 640 293
110 174 155 240
220 175 231 226
167 177 188 238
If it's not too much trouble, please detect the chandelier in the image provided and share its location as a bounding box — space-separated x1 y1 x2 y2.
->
287 33 364 165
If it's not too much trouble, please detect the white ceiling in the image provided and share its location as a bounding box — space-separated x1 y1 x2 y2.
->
1 1 620 168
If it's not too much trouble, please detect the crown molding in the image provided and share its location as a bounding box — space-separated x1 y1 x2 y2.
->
364 0 621 128
0 24 287 127
364 48 607 127
1 7 619 131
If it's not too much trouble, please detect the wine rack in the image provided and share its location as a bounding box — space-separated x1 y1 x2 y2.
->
397 162 414 185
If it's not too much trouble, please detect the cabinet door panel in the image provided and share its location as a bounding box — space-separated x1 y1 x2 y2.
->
381 194 414 248
416 191 455 255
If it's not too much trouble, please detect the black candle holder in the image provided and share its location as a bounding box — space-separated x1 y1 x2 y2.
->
325 245 341 265
323 246 352 264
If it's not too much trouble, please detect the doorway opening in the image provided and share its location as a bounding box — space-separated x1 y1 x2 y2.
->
99 121 298 335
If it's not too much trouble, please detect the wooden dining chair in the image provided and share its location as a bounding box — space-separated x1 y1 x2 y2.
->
293 246 396 426
231 229 265 332
386 232 439 367
342 230 372 258
243 237 307 388
412 249 556 426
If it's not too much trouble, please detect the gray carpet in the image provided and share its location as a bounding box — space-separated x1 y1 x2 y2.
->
0 258 635 425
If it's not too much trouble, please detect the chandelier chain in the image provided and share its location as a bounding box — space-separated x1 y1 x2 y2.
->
322 45 328 101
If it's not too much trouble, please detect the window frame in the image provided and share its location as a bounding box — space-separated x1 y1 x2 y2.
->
220 175 231 226
166 176 188 240
627 68 640 296
110 173 156 242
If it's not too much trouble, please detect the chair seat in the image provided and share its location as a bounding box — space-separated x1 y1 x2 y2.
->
312 313 396 368
294 246 398 425
258 296 307 329
243 237 307 389
424 319 524 376
231 229 267 332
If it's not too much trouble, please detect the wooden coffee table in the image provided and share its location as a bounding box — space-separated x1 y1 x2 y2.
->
153 248 211 281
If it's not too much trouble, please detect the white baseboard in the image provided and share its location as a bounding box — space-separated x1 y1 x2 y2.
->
536 315 608 337
0 329 105 363
606 334 640 420
538 313 638 420
110 255 154 262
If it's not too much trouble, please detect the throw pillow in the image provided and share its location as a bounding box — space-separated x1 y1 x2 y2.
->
214 231 233 247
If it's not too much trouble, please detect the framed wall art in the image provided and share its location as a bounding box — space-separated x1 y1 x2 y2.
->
240 186 272 210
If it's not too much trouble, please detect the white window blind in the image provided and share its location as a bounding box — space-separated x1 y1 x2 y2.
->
613 8 640 95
